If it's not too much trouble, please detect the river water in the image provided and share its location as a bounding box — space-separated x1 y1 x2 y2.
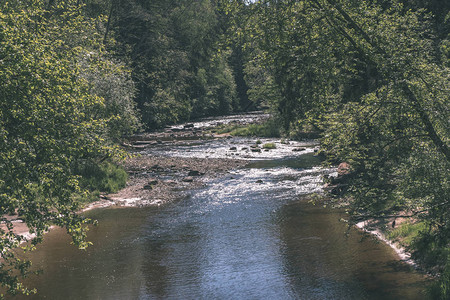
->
17 123 429 299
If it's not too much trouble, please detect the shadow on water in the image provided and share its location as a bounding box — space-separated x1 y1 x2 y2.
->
277 200 430 300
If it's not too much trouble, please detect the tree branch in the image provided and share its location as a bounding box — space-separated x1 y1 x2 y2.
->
314 0 450 162
351 200 450 223
400 82 450 162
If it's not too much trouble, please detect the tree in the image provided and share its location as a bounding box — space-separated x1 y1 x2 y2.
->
109 0 240 129
0 0 135 296
228 0 449 297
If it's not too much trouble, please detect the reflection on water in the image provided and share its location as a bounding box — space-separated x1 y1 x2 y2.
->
18 161 429 300
278 202 427 299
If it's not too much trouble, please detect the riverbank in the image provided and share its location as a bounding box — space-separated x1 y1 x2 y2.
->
14 134 430 300
105 155 247 207
2 114 422 278
2 113 266 242
2 152 248 241
324 164 422 270
355 220 416 266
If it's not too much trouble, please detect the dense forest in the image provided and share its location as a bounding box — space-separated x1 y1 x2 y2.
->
0 0 448 298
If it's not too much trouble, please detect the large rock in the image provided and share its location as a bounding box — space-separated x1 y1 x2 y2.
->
143 179 158 190
328 162 353 195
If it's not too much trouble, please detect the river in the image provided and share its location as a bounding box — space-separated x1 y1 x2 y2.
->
16 116 429 299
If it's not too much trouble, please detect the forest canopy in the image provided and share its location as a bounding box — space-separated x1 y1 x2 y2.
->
223 0 449 297
0 0 448 298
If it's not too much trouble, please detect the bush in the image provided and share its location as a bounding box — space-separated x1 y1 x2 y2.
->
263 143 276 149
76 161 128 195
429 259 450 300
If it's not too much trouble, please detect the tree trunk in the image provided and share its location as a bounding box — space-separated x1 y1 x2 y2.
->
401 82 450 162
103 0 115 45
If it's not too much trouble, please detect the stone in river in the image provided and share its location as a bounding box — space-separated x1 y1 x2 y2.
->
182 177 194 182
188 170 202 176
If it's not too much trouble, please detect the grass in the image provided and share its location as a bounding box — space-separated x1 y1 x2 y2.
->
386 220 450 299
263 142 276 149
76 161 128 203
385 220 427 247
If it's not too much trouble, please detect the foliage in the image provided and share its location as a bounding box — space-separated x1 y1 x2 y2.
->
218 120 281 137
225 0 449 296
0 0 135 296
80 55 140 141
77 161 128 195
107 0 241 129
429 260 450 300
262 143 276 149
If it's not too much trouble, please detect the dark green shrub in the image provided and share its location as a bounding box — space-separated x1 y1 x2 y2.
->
76 161 128 194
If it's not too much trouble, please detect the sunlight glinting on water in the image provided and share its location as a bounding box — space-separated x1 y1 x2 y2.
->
146 137 317 160
191 167 331 213
168 113 270 130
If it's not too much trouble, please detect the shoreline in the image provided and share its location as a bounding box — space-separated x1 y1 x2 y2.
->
5 153 248 244
9 161 419 272
4 128 423 275
2 113 261 245
355 221 416 267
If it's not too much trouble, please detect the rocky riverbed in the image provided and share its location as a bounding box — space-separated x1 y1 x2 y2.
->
3 113 270 240
105 155 248 207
